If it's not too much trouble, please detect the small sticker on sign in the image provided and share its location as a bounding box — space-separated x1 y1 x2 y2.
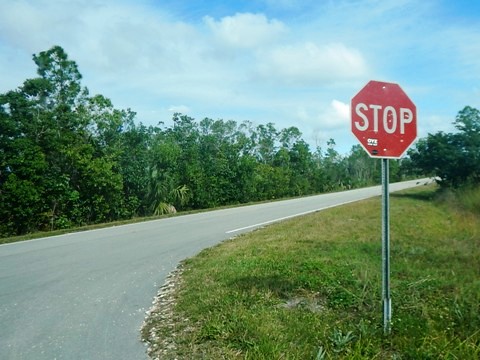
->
367 138 378 146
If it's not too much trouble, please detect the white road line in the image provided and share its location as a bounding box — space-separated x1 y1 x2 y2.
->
225 199 363 234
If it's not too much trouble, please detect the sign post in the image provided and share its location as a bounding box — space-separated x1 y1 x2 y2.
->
381 158 391 333
351 80 417 334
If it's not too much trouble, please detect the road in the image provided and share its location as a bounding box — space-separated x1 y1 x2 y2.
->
0 178 431 359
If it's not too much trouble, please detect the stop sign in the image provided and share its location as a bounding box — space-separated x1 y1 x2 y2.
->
351 80 417 159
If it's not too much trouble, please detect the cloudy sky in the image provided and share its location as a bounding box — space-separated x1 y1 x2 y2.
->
1 0 479 153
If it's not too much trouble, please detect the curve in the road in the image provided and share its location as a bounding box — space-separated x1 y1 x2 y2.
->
0 178 433 359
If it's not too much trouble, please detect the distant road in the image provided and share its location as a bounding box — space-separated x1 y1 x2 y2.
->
0 178 432 359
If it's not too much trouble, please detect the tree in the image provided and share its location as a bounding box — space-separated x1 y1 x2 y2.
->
409 106 480 187
322 139 349 190
346 144 378 187
254 123 278 164
0 46 133 234
0 78 54 234
454 106 480 183
147 130 188 215
4 46 414 236
119 121 154 217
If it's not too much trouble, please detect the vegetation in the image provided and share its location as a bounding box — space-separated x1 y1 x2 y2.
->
2 44 479 358
1 46 403 238
142 185 480 359
6 46 478 239
407 106 480 188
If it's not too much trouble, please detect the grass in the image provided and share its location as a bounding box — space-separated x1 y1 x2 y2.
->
142 184 480 359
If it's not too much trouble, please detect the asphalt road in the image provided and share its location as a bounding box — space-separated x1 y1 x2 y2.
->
0 178 432 359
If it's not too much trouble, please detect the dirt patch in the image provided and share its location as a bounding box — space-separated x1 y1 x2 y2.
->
278 293 326 313
142 265 185 359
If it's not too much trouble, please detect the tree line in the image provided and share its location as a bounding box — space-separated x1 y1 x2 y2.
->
406 106 480 188
3 46 477 237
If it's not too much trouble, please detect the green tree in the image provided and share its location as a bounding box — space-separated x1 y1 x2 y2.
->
409 132 463 187
409 106 480 187
147 129 188 215
119 121 154 217
0 46 133 234
4 46 405 236
322 139 349 190
33 45 85 108
254 123 278 164
345 145 380 187
454 106 480 183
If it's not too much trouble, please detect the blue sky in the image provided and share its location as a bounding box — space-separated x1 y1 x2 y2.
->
1 0 479 154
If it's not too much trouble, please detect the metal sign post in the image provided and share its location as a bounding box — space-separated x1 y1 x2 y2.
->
382 158 391 334
351 80 417 334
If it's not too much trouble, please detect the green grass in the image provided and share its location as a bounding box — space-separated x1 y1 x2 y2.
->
142 184 480 359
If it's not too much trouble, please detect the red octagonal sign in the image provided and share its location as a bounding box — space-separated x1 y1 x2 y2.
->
351 80 417 159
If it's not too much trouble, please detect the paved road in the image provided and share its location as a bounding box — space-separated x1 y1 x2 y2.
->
0 178 432 359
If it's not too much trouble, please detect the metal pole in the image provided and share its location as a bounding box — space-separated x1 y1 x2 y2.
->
382 158 391 334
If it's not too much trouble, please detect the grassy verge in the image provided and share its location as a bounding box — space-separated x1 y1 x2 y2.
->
142 185 480 359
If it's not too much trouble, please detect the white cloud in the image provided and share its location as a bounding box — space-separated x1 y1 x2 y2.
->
316 100 350 131
73 5 201 76
0 0 478 155
204 13 286 49
0 0 202 76
286 100 348 150
418 114 455 137
256 42 368 85
294 101 347 126
168 105 191 114
331 100 350 121
0 0 89 53
309 100 354 151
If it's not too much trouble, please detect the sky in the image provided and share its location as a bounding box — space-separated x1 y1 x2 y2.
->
1 0 480 154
